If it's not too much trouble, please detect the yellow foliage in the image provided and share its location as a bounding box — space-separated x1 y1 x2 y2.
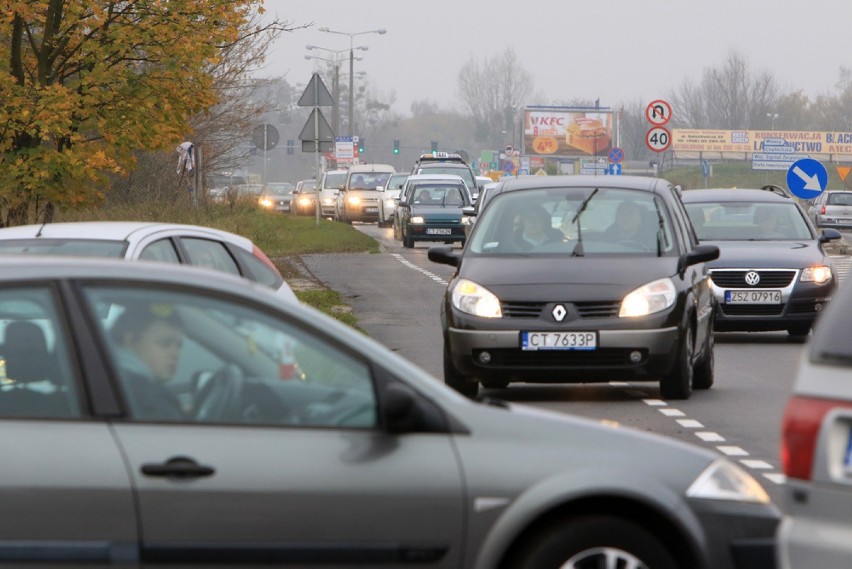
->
0 0 269 224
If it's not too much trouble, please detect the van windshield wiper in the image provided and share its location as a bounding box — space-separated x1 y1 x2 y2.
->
570 188 599 257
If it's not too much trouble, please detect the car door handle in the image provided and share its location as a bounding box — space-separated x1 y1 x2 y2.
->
141 456 215 479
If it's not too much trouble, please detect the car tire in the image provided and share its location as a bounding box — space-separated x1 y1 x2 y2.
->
692 331 714 390
481 378 509 389
505 515 677 569
403 231 414 249
443 346 478 398
660 323 694 400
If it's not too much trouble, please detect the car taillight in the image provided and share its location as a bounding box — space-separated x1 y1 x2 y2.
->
821 205 826 215
252 245 280 273
781 396 852 480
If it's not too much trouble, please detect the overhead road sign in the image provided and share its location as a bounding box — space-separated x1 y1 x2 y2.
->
786 158 828 200
645 100 672 126
252 124 279 151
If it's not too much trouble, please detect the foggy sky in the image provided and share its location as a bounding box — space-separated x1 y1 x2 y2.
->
261 0 852 116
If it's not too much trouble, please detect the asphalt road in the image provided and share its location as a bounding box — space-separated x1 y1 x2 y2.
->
301 224 852 506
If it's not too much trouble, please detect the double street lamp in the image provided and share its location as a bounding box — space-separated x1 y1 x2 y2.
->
305 44 367 136
318 27 387 137
767 112 779 130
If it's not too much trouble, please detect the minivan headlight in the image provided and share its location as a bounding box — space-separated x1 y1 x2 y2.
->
619 278 676 317
451 279 502 318
686 459 770 504
801 266 832 283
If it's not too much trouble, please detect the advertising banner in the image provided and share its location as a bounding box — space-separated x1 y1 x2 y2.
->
523 107 613 158
672 129 852 160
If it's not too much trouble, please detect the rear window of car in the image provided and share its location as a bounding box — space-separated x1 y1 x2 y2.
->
0 239 126 258
827 192 852 206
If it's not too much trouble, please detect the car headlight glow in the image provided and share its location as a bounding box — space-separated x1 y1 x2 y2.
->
801 265 832 283
411 216 425 224
322 198 335 205
686 459 770 504
259 198 273 208
619 278 676 317
451 279 502 318
298 197 312 206
347 196 361 206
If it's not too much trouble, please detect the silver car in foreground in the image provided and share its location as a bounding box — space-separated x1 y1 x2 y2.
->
0 257 778 568
778 272 852 567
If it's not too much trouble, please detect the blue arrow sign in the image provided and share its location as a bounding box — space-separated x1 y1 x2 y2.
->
786 158 828 200
608 163 622 175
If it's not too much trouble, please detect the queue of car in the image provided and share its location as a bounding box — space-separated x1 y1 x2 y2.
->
4 149 847 566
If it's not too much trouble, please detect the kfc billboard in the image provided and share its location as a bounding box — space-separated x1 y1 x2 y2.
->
523 107 614 158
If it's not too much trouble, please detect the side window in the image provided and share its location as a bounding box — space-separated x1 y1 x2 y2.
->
81 286 377 428
181 238 240 276
231 247 284 290
140 239 180 263
0 287 83 419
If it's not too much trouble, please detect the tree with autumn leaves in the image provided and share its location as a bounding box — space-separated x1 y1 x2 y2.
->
0 0 290 226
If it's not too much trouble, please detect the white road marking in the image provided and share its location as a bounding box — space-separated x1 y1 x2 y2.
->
659 408 685 417
717 446 749 457
741 459 773 470
696 432 725 442
677 419 704 428
642 399 667 406
763 473 787 485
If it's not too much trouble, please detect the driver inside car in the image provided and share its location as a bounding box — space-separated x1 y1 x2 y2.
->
110 303 188 421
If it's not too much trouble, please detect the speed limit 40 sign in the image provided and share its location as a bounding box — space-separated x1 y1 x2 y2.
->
646 126 671 153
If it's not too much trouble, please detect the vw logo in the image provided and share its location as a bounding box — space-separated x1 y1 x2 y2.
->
552 304 567 322
744 271 761 286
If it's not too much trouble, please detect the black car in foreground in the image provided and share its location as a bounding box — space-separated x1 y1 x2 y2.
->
681 186 841 337
429 175 720 400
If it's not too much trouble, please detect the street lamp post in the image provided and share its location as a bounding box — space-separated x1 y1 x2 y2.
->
305 46 366 137
319 27 386 137
767 112 779 130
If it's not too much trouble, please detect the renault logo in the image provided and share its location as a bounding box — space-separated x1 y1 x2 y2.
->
552 304 567 322
744 271 761 286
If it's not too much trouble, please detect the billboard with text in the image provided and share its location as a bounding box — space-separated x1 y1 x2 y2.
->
523 107 613 158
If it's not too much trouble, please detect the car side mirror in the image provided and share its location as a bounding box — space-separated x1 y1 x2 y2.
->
820 228 842 243
428 245 461 267
462 206 476 216
681 244 720 272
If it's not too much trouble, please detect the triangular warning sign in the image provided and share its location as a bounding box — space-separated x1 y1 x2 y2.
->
837 165 851 182
298 108 335 148
298 73 335 107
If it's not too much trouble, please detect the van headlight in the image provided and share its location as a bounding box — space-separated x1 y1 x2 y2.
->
347 196 361 206
451 279 502 318
686 459 770 504
619 278 676 317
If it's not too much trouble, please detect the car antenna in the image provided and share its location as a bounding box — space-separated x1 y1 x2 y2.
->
570 187 599 257
35 220 49 237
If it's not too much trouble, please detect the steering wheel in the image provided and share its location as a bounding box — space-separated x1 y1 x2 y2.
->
194 364 245 422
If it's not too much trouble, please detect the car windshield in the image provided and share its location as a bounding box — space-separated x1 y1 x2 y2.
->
0 239 126 258
323 172 347 189
685 202 812 241
410 184 466 206
468 187 676 256
265 184 294 196
348 172 392 190
415 166 475 190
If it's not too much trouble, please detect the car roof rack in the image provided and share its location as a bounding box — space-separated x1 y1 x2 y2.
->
760 184 792 198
